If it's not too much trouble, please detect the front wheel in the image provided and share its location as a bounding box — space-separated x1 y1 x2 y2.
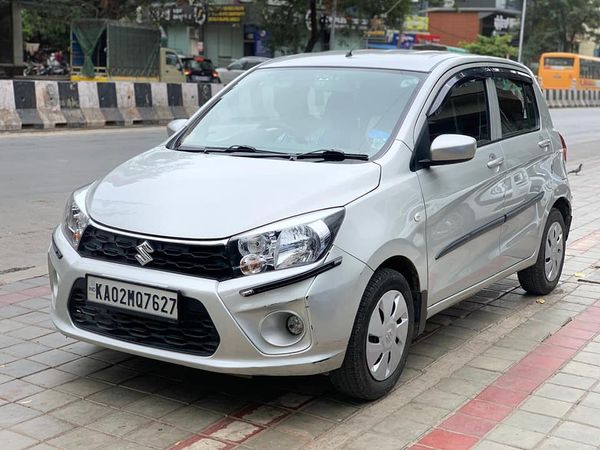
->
518 208 566 295
330 269 414 400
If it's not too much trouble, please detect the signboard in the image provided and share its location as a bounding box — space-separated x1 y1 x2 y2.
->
493 14 518 31
208 5 246 23
404 16 428 32
148 3 206 26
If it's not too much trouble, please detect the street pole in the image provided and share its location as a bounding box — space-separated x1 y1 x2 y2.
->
517 0 527 63
330 0 337 50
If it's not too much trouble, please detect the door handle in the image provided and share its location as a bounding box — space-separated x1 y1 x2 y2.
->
538 139 551 149
487 156 504 169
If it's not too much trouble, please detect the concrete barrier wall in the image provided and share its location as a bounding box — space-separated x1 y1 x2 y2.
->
1 81 598 132
0 80 223 131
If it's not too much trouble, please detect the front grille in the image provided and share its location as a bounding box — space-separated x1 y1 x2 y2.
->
78 225 233 280
68 279 220 356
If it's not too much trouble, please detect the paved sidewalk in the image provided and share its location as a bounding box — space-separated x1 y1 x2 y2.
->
0 161 599 449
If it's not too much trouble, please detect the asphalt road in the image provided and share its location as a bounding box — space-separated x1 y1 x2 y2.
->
0 108 597 279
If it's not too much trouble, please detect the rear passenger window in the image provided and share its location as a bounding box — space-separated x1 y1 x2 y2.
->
428 79 490 145
494 78 539 137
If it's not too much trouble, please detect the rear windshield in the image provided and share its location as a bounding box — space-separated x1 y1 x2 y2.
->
179 67 424 156
544 57 574 69
185 59 214 71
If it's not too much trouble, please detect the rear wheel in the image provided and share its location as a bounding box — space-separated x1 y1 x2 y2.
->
330 269 414 400
518 208 566 295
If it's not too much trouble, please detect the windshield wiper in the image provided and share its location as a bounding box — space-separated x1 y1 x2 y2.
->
292 149 370 161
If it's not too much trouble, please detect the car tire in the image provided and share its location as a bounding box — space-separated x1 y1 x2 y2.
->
518 208 566 295
330 268 414 400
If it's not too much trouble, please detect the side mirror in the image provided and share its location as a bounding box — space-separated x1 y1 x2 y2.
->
429 134 476 165
167 119 187 137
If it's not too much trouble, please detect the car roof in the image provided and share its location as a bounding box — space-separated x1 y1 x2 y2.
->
261 50 523 73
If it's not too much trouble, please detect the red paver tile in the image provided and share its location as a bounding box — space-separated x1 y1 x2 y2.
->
0 292 30 304
520 353 565 371
439 413 497 438
555 326 597 340
541 334 587 350
201 418 264 444
476 386 527 408
232 404 289 426
570 319 600 332
458 399 513 422
408 445 434 450
507 362 555 381
418 429 479 450
534 343 579 360
493 373 544 393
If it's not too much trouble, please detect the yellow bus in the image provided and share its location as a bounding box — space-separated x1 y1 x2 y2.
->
539 52 600 90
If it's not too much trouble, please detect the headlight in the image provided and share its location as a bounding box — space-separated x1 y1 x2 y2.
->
62 187 90 250
229 208 345 276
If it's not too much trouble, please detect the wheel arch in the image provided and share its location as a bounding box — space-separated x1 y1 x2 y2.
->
552 196 572 240
376 255 427 338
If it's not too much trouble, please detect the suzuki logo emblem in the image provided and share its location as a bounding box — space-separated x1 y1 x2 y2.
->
135 241 154 266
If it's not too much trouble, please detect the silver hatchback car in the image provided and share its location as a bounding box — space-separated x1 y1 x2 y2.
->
49 51 571 400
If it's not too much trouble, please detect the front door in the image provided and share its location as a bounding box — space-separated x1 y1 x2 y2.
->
416 75 506 304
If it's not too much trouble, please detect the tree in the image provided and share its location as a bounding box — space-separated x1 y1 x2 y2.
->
461 35 518 58
522 0 600 66
257 0 410 55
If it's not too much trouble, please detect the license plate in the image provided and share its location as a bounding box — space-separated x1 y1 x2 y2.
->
192 75 210 81
86 275 178 320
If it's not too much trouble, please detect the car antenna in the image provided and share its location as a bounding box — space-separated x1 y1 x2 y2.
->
345 48 354 57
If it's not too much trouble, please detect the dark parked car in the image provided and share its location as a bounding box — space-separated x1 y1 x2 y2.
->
181 56 221 83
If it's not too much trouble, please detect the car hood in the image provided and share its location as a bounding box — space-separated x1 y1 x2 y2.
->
87 147 380 239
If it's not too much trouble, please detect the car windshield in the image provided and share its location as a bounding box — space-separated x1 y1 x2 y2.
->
178 67 423 156
186 59 213 71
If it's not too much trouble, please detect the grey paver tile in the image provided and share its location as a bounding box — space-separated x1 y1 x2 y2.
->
410 342 449 359
452 366 499 385
549 372 596 390
406 353 435 370
7 325 54 340
436 325 478 340
276 412 336 439
161 405 222 432
390 402 449 425
537 436 596 450
22 368 79 388
57 357 111 377
11 414 75 440
468 355 513 372
419 332 467 349
495 336 539 352
27 348 80 366
13 311 50 324
87 385 145 408
562 360 600 378
22 388 78 412
0 429 38 450
412 388 467 410
88 365 138 384
474 441 520 450
87 410 152 437
535 383 586 403
195 394 249 415
552 420 600 446
482 346 527 362
3 342 50 358
59 341 102 356
47 427 117 450
244 428 308 450
123 395 183 419
125 421 190 448
435 377 484 397
372 415 430 443
55 377 111 397
573 351 600 366
0 403 41 427
51 399 113 425
520 396 572 418
486 424 545 448
0 305 32 319
567 404 600 427
580 391 600 409
34 332 77 348
341 431 413 450
17 297 50 310
503 410 559 434
89 348 132 364
0 379 44 402
302 398 359 422
120 374 172 393
0 358 47 378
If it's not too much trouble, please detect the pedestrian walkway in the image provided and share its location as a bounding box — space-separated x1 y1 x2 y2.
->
0 161 598 450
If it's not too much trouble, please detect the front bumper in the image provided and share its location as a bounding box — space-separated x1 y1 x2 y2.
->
49 227 372 376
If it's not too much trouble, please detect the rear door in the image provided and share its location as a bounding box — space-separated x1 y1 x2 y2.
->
493 70 550 266
416 71 507 304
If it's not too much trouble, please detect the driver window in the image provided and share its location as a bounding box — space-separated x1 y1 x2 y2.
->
427 78 490 146
166 53 178 66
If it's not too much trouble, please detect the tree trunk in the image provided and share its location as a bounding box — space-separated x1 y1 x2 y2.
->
304 0 319 53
